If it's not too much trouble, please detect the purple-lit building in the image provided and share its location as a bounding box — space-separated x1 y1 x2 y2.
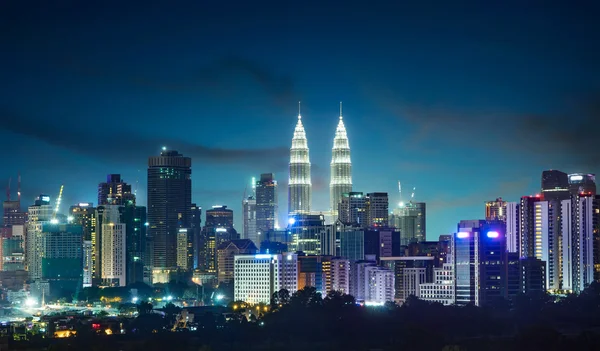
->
453 220 507 307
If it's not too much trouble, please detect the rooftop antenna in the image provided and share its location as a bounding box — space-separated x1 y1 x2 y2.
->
6 177 10 201
339 101 342 119
411 187 416 202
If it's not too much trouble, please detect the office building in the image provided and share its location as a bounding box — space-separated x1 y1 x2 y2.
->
147 149 192 283
41 223 83 299
234 253 298 304
288 214 326 255
338 192 366 226
26 195 53 281
541 170 570 201
327 257 350 294
256 173 278 234
98 174 135 206
1 225 25 271
339 227 400 263
100 205 126 287
203 206 238 274
418 264 455 305
506 202 519 253
569 173 596 195
216 239 257 285
330 105 352 222
242 195 257 244
453 220 508 307
83 240 93 287
485 198 507 222
365 193 389 227
381 256 435 303
288 108 312 215
520 257 546 297
391 201 426 244
297 254 330 293
69 203 96 241
122 204 147 285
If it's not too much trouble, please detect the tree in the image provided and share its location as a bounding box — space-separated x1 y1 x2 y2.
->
137 301 153 315
97 310 109 318
323 290 355 310
163 302 181 323
271 289 290 307
290 286 322 308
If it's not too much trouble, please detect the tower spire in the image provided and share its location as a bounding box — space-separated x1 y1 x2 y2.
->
298 101 301 119
339 101 342 119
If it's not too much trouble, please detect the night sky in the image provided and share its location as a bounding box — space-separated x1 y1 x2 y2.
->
1 1 599 238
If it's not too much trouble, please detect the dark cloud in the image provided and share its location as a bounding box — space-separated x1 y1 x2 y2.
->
377 91 600 171
60 56 295 108
0 107 289 170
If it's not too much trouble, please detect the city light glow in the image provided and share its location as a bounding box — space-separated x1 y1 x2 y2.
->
487 231 500 238
457 232 469 238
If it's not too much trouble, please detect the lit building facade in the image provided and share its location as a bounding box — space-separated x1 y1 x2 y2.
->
338 192 366 226
485 197 507 222
330 105 352 222
391 201 426 244
419 264 455 305
100 205 126 287
98 174 135 206
365 193 389 228
569 173 596 196
288 110 312 215
541 170 570 202
216 239 257 284
234 253 298 304
242 195 257 244
41 223 83 298
202 206 238 274
288 214 325 256
147 149 192 282
256 173 278 234
26 195 53 281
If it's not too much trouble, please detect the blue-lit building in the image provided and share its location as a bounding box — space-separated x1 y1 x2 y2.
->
41 223 83 299
288 214 325 255
453 220 507 307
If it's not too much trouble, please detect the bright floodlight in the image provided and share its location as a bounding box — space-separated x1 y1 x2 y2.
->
457 232 469 239
166 296 173 301
132 297 138 303
25 298 36 307
162 146 167 151
288 217 296 225
399 202 405 208
487 231 500 238
50 218 59 224
67 216 74 222
216 294 224 301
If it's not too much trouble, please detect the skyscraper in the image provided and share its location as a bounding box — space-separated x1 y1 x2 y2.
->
98 174 135 206
288 104 311 215
147 149 192 282
391 201 426 244
256 173 278 234
366 193 389 228
568 173 596 195
541 170 570 201
330 103 352 222
242 195 257 244
3 175 26 227
338 192 366 226
100 205 126 287
202 205 237 274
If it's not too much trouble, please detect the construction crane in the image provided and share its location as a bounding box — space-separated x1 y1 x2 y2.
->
53 185 64 221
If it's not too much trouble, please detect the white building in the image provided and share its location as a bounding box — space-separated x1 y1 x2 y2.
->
506 202 519 253
364 265 394 304
83 240 93 287
419 263 455 305
26 197 53 281
328 257 350 294
242 194 257 244
402 267 427 301
330 104 352 222
234 253 298 304
101 205 126 287
177 229 191 270
561 196 598 293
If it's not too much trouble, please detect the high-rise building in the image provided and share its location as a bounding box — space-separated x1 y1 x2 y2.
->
98 174 135 206
202 206 237 274
568 173 596 196
349 259 394 304
485 198 507 222
453 220 508 307
83 240 93 287
561 194 599 293
234 253 298 304
216 239 258 285
1 225 25 271
288 106 311 215
327 257 350 295
338 192 366 226
339 227 401 263
41 223 83 299
100 205 126 287
330 103 352 222
190 204 202 270
147 149 192 283
541 170 570 201
242 195 257 244
288 214 326 255
69 203 96 241
506 202 519 253
365 193 389 228
3 175 26 227
26 195 53 281
380 256 434 303
391 201 426 244
519 195 543 259
256 173 278 234
122 204 147 285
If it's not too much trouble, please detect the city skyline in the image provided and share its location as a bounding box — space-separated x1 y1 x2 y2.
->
1 2 599 238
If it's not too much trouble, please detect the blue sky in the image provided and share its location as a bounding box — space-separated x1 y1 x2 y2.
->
1 1 599 238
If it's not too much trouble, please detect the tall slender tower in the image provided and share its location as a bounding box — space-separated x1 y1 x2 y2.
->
288 102 312 215
330 102 352 221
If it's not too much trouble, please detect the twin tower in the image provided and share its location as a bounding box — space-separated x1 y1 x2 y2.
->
288 102 352 220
